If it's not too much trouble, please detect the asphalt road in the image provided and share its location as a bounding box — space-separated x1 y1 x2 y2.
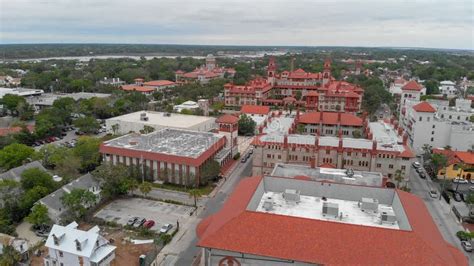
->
409 165 473 262
175 154 253 265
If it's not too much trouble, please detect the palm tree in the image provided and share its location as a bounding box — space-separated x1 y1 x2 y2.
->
127 178 139 195
139 181 152 197
189 189 202 207
394 170 404 188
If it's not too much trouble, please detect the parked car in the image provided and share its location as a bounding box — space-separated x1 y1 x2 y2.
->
453 192 463 202
415 168 422 174
159 224 173 234
133 218 146 228
470 179 474 184
249 148 254 155
419 172 426 179
241 156 247 163
461 241 473 252
127 217 139 226
143 220 155 229
453 178 469 184
412 162 421 168
470 186 474 191
428 190 438 198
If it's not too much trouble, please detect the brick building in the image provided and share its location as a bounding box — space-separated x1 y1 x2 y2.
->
224 57 364 113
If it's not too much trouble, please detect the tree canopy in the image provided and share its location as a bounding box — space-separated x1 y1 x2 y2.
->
0 143 35 170
238 114 256 136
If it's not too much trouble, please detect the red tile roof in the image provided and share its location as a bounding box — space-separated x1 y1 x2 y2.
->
142 80 175 87
455 151 474 165
197 176 467 265
120 85 155 93
240 105 270 115
412 101 436 113
0 125 35 137
306 91 319 97
402 80 423 91
399 145 415 158
216 114 239 124
298 112 363 126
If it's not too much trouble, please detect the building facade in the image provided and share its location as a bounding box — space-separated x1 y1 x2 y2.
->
224 58 364 113
44 222 116 266
175 54 235 84
100 129 227 186
252 120 415 180
297 111 364 137
400 99 474 154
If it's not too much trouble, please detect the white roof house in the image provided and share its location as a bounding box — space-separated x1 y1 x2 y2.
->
173 100 200 112
44 222 116 266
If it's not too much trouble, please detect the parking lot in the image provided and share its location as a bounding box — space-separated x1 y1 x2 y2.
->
94 198 194 232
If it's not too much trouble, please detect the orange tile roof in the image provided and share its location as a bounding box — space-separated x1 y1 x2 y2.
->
402 80 423 91
143 80 175 87
216 114 239 124
0 125 34 136
197 176 467 265
455 151 474 165
240 105 270 115
120 85 155 93
412 102 436 113
299 112 363 126
399 145 415 158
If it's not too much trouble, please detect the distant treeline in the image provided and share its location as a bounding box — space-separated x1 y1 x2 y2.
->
0 43 472 60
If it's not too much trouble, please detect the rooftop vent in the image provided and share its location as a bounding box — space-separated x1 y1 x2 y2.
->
129 140 138 145
140 112 148 121
163 113 171 117
263 199 274 211
360 197 379 213
283 189 300 202
322 202 339 218
380 209 397 224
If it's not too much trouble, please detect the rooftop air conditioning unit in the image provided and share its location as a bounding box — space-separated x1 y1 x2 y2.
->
283 189 300 202
140 112 148 121
380 210 397 224
263 200 274 211
322 202 339 218
345 168 354 178
360 198 379 213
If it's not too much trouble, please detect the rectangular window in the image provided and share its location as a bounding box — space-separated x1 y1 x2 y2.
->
389 164 394 169
419 117 422 122
401 166 406 170
376 163 381 168
59 251 63 257
326 149 330 155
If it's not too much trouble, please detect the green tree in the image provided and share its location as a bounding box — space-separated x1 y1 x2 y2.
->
394 169 404 188
73 136 101 172
126 178 139 195
352 130 362 138
0 143 34 170
139 125 155 134
139 181 152 197
93 164 131 198
111 123 120 135
189 189 202 207
20 168 56 191
238 114 256 136
60 188 97 220
431 153 448 177
200 160 221 185
19 186 50 212
296 124 306 134
1 94 26 116
424 80 439 95
26 204 50 226
73 116 100 134
0 244 21 266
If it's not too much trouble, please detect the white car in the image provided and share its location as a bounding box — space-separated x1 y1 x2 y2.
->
160 224 173 234
453 178 469 184
428 190 438 198
412 162 421 168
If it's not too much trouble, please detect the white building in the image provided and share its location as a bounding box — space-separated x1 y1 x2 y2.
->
173 100 200 113
388 78 407 95
0 87 44 99
44 222 116 266
400 99 474 154
98 77 125 87
439 80 457 97
105 110 216 135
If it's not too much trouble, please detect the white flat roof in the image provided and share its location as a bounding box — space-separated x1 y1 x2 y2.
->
107 111 215 129
256 191 399 230
263 117 294 135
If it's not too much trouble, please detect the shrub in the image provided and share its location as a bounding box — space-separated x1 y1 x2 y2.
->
456 231 472 240
160 233 172 245
233 152 241 160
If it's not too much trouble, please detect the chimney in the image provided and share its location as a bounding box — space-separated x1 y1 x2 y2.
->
296 107 300 121
338 137 343 151
372 139 377 151
397 127 403 136
338 128 343 138
337 112 341 123
315 134 319 148
283 135 288 148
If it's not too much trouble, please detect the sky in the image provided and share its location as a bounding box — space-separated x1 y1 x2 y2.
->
0 0 473 49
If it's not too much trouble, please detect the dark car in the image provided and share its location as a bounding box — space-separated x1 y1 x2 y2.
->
419 172 426 179
241 156 247 163
133 218 146 228
127 217 139 226
453 192 463 202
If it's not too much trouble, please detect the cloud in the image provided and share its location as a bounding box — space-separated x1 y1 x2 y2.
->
0 0 472 49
